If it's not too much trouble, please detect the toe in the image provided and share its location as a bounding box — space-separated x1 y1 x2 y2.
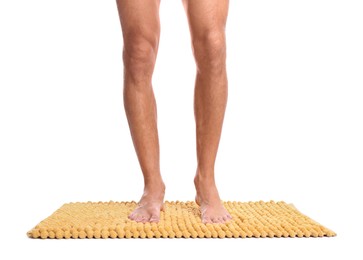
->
222 216 230 222
149 214 159 223
140 216 148 223
211 217 220 223
134 215 143 222
202 216 212 224
217 217 224 223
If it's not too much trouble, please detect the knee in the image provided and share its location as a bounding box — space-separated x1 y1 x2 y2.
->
192 30 226 73
123 35 158 82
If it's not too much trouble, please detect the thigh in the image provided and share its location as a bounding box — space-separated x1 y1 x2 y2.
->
182 0 229 36
116 0 161 48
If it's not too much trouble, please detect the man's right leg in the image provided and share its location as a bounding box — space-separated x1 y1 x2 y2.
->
116 0 164 223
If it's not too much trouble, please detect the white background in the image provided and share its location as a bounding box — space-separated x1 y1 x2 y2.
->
1 0 362 259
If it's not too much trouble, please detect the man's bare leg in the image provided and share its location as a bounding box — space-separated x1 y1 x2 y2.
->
116 0 164 223
182 0 232 224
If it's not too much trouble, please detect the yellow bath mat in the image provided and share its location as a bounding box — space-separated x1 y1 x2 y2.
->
27 200 336 239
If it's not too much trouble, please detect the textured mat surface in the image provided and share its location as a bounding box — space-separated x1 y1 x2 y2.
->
27 200 336 239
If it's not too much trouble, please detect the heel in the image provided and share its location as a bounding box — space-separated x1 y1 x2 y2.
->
195 195 201 206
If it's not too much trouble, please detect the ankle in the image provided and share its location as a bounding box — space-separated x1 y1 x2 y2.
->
194 169 216 187
143 179 165 194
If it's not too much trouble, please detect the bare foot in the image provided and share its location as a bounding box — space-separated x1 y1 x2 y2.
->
128 182 165 223
194 172 232 224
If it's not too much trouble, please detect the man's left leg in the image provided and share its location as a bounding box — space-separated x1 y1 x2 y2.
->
182 0 232 224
